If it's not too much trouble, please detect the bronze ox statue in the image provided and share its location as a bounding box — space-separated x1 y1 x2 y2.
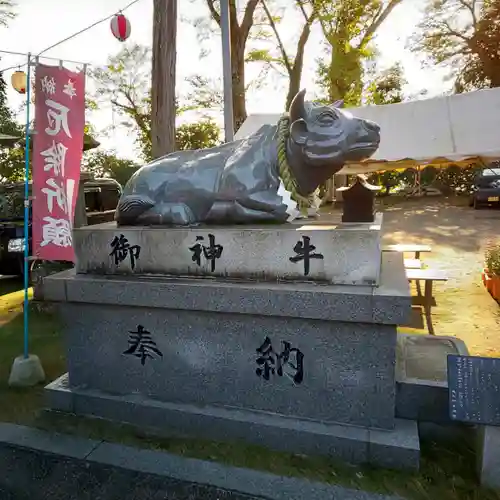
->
115 89 380 226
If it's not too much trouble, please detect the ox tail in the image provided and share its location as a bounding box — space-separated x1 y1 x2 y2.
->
115 194 155 225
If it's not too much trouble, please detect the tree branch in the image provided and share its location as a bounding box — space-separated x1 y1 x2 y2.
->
291 5 317 71
229 0 239 32
439 19 471 41
457 0 477 28
358 0 403 48
296 0 309 21
111 89 150 135
261 0 292 75
240 0 260 41
204 0 220 25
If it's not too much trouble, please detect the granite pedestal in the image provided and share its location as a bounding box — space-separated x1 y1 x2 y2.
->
73 215 383 285
44 217 419 470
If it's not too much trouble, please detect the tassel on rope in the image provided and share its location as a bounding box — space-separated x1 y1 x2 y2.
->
276 115 319 215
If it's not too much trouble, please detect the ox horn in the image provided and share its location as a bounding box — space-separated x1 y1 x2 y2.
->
289 88 306 122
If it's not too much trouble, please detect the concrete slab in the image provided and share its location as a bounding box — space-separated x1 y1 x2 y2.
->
0 423 101 459
8 355 45 387
45 373 73 412
88 442 403 500
73 214 383 285
395 334 469 423
44 251 410 325
477 425 500 489
373 253 411 325
0 423 403 500
45 378 420 470
369 419 420 471
396 334 469 382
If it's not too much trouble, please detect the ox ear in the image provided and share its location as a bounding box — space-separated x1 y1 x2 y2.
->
289 88 307 122
290 119 308 146
332 99 344 109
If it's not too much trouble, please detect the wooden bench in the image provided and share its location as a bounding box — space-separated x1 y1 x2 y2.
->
406 268 448 309
383 244 432 260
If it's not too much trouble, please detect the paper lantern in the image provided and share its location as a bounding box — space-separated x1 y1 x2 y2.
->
11 70 27 94
110 13 131 42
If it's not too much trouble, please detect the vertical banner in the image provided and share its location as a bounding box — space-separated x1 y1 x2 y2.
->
32 63 85 262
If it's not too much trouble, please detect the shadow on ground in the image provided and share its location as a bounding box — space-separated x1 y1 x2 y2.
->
0 446 260 500
379 196 500 253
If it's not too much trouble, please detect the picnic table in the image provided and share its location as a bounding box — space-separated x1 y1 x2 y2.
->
406 267 448 313
383 244 448 334
404 258 423 269
382 244 432 260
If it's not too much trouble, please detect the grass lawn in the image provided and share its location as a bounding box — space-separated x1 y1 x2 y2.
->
0 283 498 500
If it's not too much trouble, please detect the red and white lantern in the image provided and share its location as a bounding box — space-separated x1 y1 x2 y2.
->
110 13 131 42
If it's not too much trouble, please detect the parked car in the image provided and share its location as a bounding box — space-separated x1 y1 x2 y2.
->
469 166 500 209
0 178 122 276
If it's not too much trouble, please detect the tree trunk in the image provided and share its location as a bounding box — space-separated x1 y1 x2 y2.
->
151 0 177 158
231 40 247 133
286 67 302 110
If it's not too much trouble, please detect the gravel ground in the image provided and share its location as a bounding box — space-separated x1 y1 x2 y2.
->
322 197 500 355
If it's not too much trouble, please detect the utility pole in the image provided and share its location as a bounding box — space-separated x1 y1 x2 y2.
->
151 0 177 158
220 0 234 142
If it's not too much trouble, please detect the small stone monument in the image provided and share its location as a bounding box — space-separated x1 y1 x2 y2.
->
337 174 380 223
43 89 419 471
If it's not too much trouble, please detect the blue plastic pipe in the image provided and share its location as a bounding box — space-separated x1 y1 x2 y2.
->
23 53 32 359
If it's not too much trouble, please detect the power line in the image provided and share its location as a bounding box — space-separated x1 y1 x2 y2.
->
38 0 141 56
0 0 142 73
0 49 90 70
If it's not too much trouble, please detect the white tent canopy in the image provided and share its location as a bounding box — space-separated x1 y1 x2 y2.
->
235 87 500 174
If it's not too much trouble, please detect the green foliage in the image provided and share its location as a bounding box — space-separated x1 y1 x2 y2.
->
411 0 500 92
0 73 25 182
0 0 15 26
435 164 481 194
258 1 318 109
420 166 438 186
367 164 482 196
486 245 500 276
90 43 221 163
176 120 220 151
183 75 223 111
365 63 407 105
82 150 140 187
313 0 403 105
367 170 400 195
0 4 31 182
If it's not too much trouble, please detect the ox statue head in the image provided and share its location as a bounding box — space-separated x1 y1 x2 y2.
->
286 89 381 194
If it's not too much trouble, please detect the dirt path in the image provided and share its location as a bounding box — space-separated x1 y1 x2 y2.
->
381 197 500 356
322 197 500 356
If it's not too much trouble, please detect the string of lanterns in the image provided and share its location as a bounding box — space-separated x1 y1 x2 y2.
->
10 12 131 94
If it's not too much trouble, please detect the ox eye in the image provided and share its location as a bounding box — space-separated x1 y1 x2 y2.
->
318 111 337 125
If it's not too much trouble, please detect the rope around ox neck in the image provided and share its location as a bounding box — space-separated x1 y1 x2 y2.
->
276 115 319 214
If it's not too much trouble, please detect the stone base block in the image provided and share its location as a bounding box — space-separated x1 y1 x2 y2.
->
477 425 500 489
45 374 420 471
42 252 411 431
8 354 45 387
73 214 383 285
395 334 469 423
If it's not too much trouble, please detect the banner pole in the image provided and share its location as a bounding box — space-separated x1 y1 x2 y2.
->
23 53 32 359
